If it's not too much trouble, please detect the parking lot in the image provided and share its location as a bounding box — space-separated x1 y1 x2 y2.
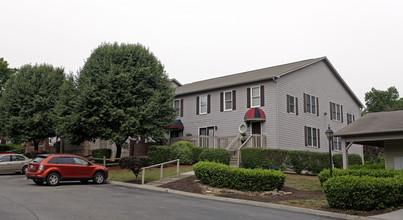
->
0 174 337 220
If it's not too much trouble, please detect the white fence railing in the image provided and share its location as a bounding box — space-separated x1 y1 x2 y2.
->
140 159 180 185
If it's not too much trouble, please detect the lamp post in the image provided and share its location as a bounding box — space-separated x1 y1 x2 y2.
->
325 125 334 177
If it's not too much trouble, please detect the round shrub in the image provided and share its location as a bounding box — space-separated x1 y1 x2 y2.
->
192 147 207 164
193 161 286 191
148 145 172 164
171 141 195 165
199 148 230 165
350 163 385 170
323 175 403 210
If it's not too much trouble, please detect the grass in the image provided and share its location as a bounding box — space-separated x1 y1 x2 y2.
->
277 197 328 209
108 165 193 183
284 173 322 191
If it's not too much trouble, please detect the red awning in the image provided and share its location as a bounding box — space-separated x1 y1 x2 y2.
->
244 108 266 122
168 119 184 130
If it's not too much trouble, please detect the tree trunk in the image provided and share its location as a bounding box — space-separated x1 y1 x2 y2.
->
33 140 39 151
116 143 122 158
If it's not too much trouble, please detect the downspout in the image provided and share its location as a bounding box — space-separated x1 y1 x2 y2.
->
272 76 280 148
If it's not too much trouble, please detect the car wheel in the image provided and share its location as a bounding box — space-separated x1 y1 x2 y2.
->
93 172 105 184
22 165 28 174
33 180 44 185
80 180 89 184
46 173 60 186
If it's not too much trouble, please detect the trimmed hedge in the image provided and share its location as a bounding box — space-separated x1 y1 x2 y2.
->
323 175 403 210
241 148 288 169
318 168 403 185
286 150 328 174
193 161 286 191
148 145 172 164
199 148 230 165
350 163 385 170
192 147 206 163
0 144 24 152
171 141 195 165
332 154 362 169
92 149 112 158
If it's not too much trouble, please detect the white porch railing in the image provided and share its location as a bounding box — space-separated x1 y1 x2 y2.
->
170 136 237 148
141 159 180 185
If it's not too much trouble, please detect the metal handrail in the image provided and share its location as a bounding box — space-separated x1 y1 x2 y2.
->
141 159 180 185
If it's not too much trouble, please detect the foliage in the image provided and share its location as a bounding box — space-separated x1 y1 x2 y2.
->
349 163 385 170
192 147 206 163
171 141 195 165
60 42 176 158
318 168 403 185
148 145 173 164
0 57 15 97
286 151 329 174
118 156 152 178
323 175 403 210
241 148 288 169
364 86 403 113
363 145 385 164
92 149 112 158
193 161 286 191
199 148 230 165
0 144 24 152
0 64 65 150
332 154 362 169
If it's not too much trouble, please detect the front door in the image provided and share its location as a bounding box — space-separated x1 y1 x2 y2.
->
251 122 262 147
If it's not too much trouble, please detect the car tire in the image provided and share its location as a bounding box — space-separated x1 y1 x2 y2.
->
46 173 60 186
93 172 105 184
22 165 28 174
33 180 44 185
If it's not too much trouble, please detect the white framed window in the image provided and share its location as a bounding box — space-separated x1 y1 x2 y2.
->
174 99 181 117
330 102 342 122
305 126 319 148
199 126 215 147
224 91 232 111
251 86 261 107
304 94 317 115
347 113 354 125
333 137 342 151
200 95 207 114
287 95 296 114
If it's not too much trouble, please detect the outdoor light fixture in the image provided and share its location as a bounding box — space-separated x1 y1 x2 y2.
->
325 125 334 177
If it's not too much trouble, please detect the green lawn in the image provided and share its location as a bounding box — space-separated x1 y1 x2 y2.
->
108 165 193 183
284 173 322 191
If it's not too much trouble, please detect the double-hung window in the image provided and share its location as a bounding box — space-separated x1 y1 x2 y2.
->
347 113 354 125
251 86 261 107
305 126 320 148
304 93 317 115
330 102 343 122
333 137 342 151
200 95 207 114
287 95 297 114
174 99 181 117
224 91 232 111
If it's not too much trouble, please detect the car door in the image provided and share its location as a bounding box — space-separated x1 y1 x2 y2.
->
0 155 11 172
72 157 93 178
10 155 25 171
49 157 76 178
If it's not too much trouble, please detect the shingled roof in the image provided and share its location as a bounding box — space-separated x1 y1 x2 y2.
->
175 57 363 108
334 110 403 137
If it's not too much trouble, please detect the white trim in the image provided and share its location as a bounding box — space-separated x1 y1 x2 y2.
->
251 86 261 108
305 93 317 115
223 90 233 111
306 126 319 148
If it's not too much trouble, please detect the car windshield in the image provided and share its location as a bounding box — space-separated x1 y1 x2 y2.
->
32 156 47 163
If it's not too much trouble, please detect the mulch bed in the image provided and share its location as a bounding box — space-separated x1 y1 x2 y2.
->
159 176 402 217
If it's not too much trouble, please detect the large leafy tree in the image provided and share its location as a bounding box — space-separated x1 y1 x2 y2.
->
364 86 403 113
61 42 176 158
1 64 65 150
0 57 15 97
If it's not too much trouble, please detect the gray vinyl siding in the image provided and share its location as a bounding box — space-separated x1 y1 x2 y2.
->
385 140 403 169
174 60 363 157
276 61 362 156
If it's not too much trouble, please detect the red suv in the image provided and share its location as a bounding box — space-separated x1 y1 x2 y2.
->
26 154 108 186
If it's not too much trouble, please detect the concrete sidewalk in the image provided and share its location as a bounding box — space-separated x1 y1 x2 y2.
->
110 171 402 220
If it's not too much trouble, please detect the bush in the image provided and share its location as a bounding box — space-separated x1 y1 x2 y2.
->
241 148 288 169
171 141 195 165
192 147 207 163
193 161 286 191
0 144 25 152
148 145 173 164
92 149 112 158
318 168 403 185
199 148 230 165
119 156 152 178
286 151 328 174
350 163 385 170
332 154 362 169
323 175 403 210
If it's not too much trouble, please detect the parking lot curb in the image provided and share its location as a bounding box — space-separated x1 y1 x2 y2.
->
109 181 377 220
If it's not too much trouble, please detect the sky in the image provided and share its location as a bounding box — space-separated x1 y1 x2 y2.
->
1 0 403 105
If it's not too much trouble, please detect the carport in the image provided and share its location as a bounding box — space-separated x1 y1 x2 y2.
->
334 110 403 170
